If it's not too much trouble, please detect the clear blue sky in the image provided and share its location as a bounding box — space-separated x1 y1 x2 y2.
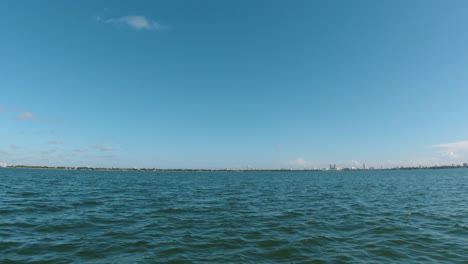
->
1 0 468 169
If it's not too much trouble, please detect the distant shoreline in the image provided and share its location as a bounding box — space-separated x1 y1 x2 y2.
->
3 165 468 172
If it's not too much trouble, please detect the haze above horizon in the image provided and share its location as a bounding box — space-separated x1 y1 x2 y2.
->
2 0 468 169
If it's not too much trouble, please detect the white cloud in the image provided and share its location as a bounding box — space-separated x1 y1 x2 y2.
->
379 158 441 168
442 151 458 158
288 158 316 169
91 144 115 151
97 15 167 31
349 160 361 167
18 111 38 121
432 140 468 153
10 144 20 150
48 140 63 145
431 140 468 161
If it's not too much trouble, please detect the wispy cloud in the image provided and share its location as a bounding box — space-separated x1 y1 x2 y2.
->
10 144 20 150
91 144 115 151
84 154 119 160
286 159 369 169
41 149 57 155
18 111 38 121
48 140 63 145
14 108 60 124
35 130 55 135
97 15 167 31
432 140 468 158
73 148 87 153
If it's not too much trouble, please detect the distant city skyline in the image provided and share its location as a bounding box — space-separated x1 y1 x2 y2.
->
2 0 468 169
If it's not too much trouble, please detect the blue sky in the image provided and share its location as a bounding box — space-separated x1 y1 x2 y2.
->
1 0 468 169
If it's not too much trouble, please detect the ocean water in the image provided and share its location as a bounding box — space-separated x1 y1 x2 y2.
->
0 169 467 263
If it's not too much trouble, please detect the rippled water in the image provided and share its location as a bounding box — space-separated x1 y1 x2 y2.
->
1 168 467 263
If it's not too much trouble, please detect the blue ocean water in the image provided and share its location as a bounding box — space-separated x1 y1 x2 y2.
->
0 168 467 263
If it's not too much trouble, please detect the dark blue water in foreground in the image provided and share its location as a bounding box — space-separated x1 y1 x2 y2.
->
1 169 467 263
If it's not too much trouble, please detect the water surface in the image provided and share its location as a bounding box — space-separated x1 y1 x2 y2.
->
1 169 467 263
